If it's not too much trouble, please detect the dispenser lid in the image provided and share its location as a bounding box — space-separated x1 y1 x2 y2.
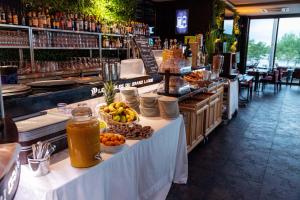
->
71 106 93 118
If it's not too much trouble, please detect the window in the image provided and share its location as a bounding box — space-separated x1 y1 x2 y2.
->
247 19 276 69
247 17 300 70
275 17 300 69
224 19 233 35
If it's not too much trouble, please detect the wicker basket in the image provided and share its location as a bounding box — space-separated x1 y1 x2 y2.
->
99 106 139 127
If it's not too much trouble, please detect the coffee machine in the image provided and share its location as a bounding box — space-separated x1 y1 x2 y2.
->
220 53 238 79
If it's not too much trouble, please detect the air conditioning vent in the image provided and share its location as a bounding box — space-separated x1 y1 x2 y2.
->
261 7 290 13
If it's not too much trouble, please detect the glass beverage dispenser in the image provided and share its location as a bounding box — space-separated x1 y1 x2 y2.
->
66 106 101 168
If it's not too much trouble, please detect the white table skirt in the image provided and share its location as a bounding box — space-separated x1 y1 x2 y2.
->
15 116 188 200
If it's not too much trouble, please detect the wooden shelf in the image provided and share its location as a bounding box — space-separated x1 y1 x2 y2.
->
33 47 99 50
0 45 29 49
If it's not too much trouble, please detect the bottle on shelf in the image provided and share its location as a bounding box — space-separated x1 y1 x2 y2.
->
12 9 18 25
74 13 79 31
96 19 101 33
66 13 72 30
6 8 13 24
27 11 32 27
163 38 169 49
21 11 26 26
184 39 192 65
83 15 88 31
32 11 38 27
60 12 66 30
0 6 6 24
88 15 93 32
37 9 44 28
91 16 96 32
46 9 51 28
78 14 83 31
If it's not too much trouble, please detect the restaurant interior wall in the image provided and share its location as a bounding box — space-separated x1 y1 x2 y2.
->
135 0 156 27
154 0 214 41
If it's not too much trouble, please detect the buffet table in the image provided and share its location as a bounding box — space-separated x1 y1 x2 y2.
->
15 115 188 200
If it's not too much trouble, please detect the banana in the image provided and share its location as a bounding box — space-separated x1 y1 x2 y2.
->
108 104 116 112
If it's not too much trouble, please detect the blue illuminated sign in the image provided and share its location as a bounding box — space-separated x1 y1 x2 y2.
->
176 9 189 34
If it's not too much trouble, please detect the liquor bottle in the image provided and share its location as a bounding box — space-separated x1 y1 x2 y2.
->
12 9 18 25
50 14 55 28
78 14 83 31
83 15 88 31
73 13 78 31
116 37 120 48
7 8 13 24
88 15 92 32
70 13 75 31
60 12 65 30
66 13 72 30
96 20 101 33
184 39 192 65
0 6 6 24
90 16 95 32
21 11 26 26
53 13 59 29
46 9 51 28
163 38 168 49
38 10 44 28
27 11 32 26
42 9 47 28
32 11 38 27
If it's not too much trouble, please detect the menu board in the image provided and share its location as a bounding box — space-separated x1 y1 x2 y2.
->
133 36 159 75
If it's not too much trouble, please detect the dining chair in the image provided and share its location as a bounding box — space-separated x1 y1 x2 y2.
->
260 70 279 93
290 68 300 87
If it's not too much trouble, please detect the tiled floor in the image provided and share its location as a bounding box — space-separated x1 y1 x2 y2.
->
167 86 300 200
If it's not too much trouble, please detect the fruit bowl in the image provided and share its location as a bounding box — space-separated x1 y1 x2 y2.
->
99 102 139 127
100 133 126 153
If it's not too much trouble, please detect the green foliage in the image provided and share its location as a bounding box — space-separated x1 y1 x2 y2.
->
224 34 237 53
22 0 92 13
206 28 219 63
276 33 300 66
206 0 226 62
22 0 137 22
88 0 137 23
233 13 240 36
247 39 270 64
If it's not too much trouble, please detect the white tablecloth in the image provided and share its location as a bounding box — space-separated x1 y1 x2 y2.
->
228 79 239 120
15 116 188 200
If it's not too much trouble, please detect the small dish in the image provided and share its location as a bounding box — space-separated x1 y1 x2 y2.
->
99 133 126 153
100 143 125 154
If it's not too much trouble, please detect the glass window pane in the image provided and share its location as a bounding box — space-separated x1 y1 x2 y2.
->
224 19 233 35
247 19 274 69
275 17 300 69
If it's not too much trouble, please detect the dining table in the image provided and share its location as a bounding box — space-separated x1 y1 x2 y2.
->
246 68 269 91
15 115 188 200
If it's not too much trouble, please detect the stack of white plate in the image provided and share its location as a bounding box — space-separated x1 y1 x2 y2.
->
139 93 160 117
120 87 140 113
158 96 180 119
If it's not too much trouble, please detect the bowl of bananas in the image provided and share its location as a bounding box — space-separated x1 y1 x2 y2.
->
99 102 139 127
